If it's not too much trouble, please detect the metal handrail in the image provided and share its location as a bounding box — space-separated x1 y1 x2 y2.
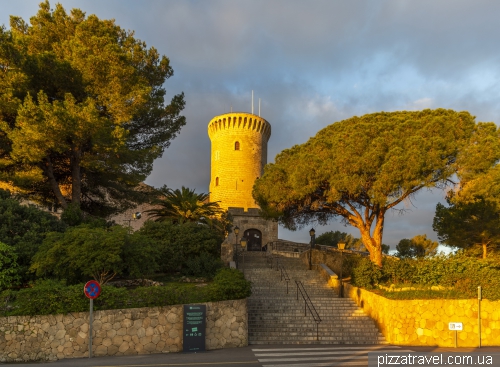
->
295 280 322 340
276 260 290 294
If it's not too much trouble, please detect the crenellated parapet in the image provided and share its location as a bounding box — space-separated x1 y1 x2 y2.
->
208 112 271 142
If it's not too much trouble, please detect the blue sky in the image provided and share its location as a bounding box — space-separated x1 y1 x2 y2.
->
3 1 500 249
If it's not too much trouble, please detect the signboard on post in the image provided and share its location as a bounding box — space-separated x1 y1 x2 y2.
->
84 280 101 358
449 322 463 331
183 305 206 353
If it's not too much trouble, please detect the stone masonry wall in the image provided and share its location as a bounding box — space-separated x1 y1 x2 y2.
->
0 299 247 363
318 263 500 347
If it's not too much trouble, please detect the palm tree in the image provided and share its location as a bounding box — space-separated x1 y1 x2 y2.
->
146 186 224 225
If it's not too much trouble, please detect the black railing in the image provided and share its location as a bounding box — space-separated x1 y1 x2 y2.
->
295 280 322 340
276 260 290 294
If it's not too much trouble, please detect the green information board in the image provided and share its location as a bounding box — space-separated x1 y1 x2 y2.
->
183 305 206 353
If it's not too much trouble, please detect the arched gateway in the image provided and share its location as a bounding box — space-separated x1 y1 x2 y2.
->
244 228 262 251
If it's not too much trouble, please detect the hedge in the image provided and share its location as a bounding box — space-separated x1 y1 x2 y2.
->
0 269 251 316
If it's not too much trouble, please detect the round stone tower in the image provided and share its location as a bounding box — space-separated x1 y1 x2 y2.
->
208 112 271 210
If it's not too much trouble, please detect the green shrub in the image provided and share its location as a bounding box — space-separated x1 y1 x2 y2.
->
184 252 224 279
351 252 500 300
0 242 20 291
137 221 223 273
208 268 251 301
351 257 382 289
1 266 252 316
6 280 88 316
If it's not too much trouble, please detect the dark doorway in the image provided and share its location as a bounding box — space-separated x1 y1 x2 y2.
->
244 229 262 251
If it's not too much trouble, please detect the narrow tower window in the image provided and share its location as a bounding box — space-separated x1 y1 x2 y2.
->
235 141 240 150
215 177 219 186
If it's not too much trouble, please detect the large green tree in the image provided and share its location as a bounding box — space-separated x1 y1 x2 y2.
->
396 234 438 259
0 2 185 215
253 109 499 266
433 199 500 259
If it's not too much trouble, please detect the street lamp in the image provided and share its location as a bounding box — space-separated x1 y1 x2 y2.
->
240 237 247 271
234 226 240 269
309 228 315 270
337 242 346 297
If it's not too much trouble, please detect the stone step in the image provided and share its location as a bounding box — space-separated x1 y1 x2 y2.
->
244 253 386 345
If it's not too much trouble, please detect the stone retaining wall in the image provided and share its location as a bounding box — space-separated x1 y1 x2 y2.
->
0 299 247 363
318 263 500 347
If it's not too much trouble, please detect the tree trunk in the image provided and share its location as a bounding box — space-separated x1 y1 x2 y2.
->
71 147 82 207
354 210 385 267
482 243 487 259
358 225 383 267
41 158 68 209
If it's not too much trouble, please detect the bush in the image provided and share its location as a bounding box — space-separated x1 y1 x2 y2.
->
1 267 252 316
184 252 224 279
351 252 500 300
208 268 252 301
137 221 223 273
0 242 20 291
351 257 382 289
0 191 66 285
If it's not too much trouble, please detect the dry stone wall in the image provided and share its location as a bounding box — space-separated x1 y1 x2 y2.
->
318 262 500 347
0 299 247 363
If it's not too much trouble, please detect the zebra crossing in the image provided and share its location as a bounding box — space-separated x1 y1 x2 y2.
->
252 345 415 367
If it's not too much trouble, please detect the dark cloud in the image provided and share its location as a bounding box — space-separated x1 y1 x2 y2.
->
2 0 499 249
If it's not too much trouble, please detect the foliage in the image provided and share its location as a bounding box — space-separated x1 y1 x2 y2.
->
381 244 390 254
351 253 500 300
146 186 226 226
208 268 252 301
0 190 65 285
434 198 500 259
396 234 438 258
0 268 252 316
351 257 382 289
31 225 159 284
137 220 223 273
253 109 498 266
315 230 365 251
0 1 185 215
184 251 224 279
0 242 20 290
60 203 84 226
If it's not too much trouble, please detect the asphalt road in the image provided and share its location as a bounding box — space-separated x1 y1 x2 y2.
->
7 345 500 367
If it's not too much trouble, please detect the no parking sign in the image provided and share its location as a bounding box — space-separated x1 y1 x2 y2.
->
84 280 101 299
83 280 100 358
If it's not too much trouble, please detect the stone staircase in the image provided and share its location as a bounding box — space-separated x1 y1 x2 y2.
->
240 251 386 344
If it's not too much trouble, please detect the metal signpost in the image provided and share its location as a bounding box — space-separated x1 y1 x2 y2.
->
478 285 482 348
448 322 463 348
84 280 101 358
183 305 206 353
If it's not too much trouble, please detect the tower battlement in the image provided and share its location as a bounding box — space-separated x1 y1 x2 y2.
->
208 112 271 141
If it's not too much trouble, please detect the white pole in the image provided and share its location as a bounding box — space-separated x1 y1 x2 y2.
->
252 90 254 114
89 298 93 358
259 98 261 116
478 286 482 348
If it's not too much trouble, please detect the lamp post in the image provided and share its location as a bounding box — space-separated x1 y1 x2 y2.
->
123 212 142 233
234 226 240 269
338 242 346 297
309 228 315 270
240 237 247 272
